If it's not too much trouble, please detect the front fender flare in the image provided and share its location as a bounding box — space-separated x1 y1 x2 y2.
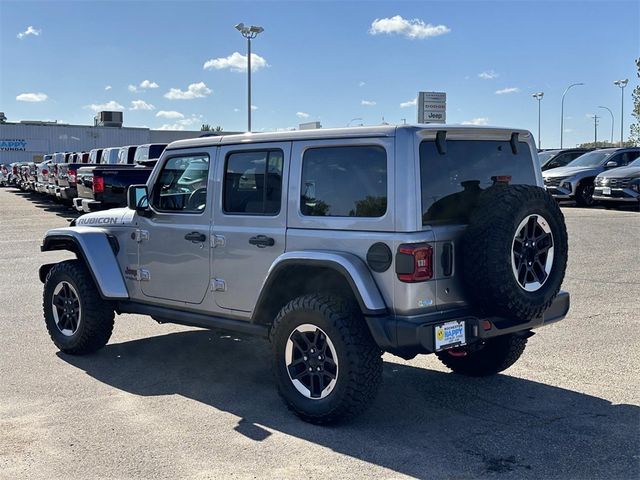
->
253 251 387 318
40 227 129 299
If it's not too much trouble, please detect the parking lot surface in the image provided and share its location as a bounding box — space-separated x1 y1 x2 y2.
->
0 187 638 480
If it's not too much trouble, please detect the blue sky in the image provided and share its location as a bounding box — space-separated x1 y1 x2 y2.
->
1 0 638 147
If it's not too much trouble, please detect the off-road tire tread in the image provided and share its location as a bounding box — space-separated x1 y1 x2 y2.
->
43 259 114 354
270 293 383 424
436 334 528 376
462 184 568 320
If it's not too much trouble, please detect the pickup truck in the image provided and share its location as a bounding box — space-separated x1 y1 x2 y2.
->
47 153 70 197
74 144 166 212
56 152 90 202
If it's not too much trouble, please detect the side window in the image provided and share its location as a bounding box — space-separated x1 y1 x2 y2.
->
301 146 387 217
224 150 283 215
152 154 210 213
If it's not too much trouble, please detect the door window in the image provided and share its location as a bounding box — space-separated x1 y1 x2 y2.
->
223 150 283 215
151 154 210 213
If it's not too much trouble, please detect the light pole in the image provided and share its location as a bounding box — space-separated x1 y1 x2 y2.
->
598 106 614 144
614 79 629 146
591 114 599 147
235 23 264 132
560 82 584 148
532 92 544 148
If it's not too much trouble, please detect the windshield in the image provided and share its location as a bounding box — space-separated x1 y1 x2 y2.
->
420 139 536 225
628 158 640 167
567 150 613 167
537 151 558 165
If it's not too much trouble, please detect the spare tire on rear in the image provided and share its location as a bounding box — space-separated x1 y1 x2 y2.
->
462 184 568 321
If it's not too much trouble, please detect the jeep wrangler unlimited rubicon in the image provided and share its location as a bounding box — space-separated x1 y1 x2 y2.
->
40 125 569 424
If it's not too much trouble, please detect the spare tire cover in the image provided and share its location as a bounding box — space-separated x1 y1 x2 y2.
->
462 184 568 321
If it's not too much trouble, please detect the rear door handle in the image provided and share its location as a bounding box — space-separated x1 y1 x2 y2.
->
184 232 206 243
249 235 275 248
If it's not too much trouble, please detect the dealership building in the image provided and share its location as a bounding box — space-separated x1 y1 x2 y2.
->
0 111 213 164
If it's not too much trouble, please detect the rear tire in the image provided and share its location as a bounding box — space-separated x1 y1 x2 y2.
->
270 293 383 424
436 334 528 376
43 260 114 354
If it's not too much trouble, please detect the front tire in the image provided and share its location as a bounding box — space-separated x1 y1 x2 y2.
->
436 334 528 376
43 260 114 354
270 294 383 424
575 182 595 207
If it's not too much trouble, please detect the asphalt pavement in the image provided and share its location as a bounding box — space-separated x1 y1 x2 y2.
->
0 187 638 480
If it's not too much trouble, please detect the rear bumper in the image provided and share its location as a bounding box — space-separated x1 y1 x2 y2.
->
58 186 77 200
544 186 573 200
81 198 101 212
366 291 570 359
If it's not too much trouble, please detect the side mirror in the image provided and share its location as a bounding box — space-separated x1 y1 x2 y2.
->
128 184 150 212
605 161 619 169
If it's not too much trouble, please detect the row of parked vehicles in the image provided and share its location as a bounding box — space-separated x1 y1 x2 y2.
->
0 143 167 212
540 147 640 207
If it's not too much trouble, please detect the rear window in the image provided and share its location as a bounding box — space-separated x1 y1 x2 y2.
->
301 145 387 217
420 140 536 225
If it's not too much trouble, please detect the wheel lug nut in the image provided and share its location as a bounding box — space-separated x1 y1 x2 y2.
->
310 349 314 354
316 367 321 371
303 356 308 361
308 367 313 372
318 355 322 360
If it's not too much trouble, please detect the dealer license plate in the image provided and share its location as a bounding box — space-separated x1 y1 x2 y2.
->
602 187 611 195
435 320 466 351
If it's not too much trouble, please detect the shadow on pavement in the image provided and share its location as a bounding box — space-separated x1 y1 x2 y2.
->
13 190 80 220
59 329 639 479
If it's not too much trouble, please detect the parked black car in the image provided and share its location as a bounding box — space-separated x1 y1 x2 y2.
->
538 148 592 171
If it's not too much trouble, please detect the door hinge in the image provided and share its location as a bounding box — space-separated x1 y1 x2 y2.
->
133 229 149 242
124 267 151 281
211 234 226 248
211 278 226 292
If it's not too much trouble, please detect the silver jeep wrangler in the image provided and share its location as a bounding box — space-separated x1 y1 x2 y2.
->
40 125 570 423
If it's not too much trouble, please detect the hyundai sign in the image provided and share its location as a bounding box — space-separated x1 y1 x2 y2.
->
417 91 446 124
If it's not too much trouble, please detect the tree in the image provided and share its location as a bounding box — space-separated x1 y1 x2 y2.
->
629 58 640 146
200 124 223 132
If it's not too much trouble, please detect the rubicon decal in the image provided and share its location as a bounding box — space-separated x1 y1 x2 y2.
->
76 216 119 225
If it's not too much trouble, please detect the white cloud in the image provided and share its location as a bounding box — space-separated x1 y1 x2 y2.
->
128 84 138 92
105 85 112 91
400 98 417 108
233 108 240 112
139 80 159 89
495 87 520 95
164 82 212 100
17 26 41 39
203 52 269 72
462 117 490 126
130 100 155 111
251 105 258 111
16 92 48 102
358 81 366 87
296 111 310 119
478 70 499 80
156 110 184 119
369 15 450 39
157 114 203 131
362 100 377 106
83 100 124 112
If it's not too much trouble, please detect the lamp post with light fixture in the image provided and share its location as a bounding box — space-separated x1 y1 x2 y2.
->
560 82 584 148
532 92 544 148
614 79 629 146
235 23 264 132
598 106 614 144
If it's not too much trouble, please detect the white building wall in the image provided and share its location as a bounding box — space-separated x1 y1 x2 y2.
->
0 123 206 164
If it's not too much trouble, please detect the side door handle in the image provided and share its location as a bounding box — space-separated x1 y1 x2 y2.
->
184 231 206 243
249 235 275 248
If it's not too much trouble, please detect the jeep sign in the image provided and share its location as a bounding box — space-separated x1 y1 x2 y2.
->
417 91 446 124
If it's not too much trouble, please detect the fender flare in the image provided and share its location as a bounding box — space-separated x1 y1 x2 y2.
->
40 227 129 299
253 251 388 318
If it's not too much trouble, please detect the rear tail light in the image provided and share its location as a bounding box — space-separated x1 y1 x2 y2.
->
54 164 58 176
13 166 17 174
396 243 433 283
42 168 49 176
69 169 77 184
93 176 104 194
